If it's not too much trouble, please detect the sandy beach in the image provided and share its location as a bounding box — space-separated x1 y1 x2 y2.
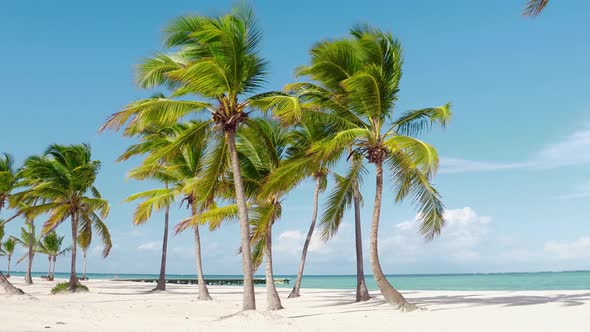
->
0 278 588 332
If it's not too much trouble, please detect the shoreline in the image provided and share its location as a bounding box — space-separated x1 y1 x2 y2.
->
1 278 588 331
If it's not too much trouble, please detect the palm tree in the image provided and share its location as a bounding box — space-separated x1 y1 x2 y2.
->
524 0 549 16
2 238 16 277
320 154 371 301
296 26 451 310
257 121 330 299
100 6 298 310
38 231 69 280
0 154 25 295
12 221 39 284
178 118 291 310
77 232 90 280
16 144 112 291
123 121 213 299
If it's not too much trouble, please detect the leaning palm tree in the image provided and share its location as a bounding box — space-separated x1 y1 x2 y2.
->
12 221 39 284
299 26 451 310
524 0 549 16
16 144 111 291
0 154 25 295
100 6 298 310
2 237 16 277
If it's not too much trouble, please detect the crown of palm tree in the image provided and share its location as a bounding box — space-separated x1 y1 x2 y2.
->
0 153 18 212
291 25 451 239
38 231 69 257
14 144 112 257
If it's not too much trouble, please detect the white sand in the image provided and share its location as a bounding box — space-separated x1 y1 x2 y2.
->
1 278 588 332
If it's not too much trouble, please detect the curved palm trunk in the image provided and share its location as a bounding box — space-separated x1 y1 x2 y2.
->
265 222 283 310
0 271 24 295
288 176 321 299
25 221 34 284
192 203 211 300
227 131 256 310
353 184 370 302
68 213 79 291
154 204 170 291
370 161 416 311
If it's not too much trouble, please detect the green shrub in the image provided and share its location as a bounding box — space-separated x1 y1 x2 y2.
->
51 282 89 294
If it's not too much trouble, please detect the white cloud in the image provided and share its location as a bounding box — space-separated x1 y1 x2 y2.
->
136 241 161 252
441 128 590 174
382 207 492 263
544 237 590 260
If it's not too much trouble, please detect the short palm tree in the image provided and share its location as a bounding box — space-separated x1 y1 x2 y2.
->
257 121 331 299
320 153 371 301
1 237 16 277
524 0 549 16
12 221 39 284
123 121 213 299
100 6 297 310
299 26 451 310
16 144 111 291
178 118 290 310
77 232 90 280
38 231 69 280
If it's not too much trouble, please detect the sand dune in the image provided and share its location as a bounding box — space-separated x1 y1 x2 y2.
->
0 278 588 331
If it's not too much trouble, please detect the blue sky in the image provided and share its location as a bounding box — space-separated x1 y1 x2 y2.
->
1 0 590 276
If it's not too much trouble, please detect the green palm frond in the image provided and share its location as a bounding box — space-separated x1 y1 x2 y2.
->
125 188 176 225
384 136 439 178
393 103 452 136
320 158 366 240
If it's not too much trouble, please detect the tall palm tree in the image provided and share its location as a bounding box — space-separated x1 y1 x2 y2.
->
16 144 111 291
524 0 549 16
0 154 25 295
2 237 16 277
298 26 451 310
100 6 296 310
12 221 39 284
38 231 69 280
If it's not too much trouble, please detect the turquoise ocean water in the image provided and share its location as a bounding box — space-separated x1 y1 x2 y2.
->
6 271 590 291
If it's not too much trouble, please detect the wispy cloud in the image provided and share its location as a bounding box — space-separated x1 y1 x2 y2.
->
441 128 590 174
136 241 161 252
544 237 590 260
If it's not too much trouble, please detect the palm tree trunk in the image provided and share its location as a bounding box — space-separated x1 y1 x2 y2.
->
47 256 52 280
25 221 34 284
288 176 321 299
265 221 283 310
227 131 256 310
370 161 416 311
7 256 11 277
68 213 79 291
0 271 24 295
192 203 211 300
154 204 170 291
353 183 370 302
52 256 56 279
82 250 87 280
